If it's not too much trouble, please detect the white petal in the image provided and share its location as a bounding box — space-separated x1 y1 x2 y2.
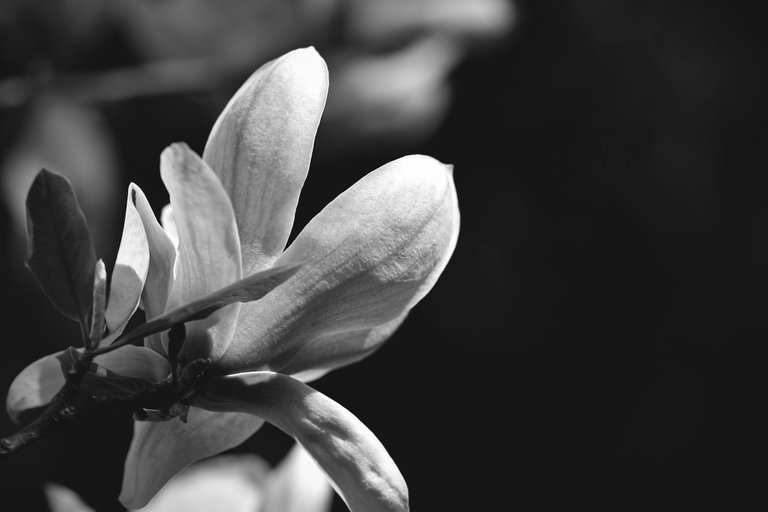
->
203 47 328 275
119 408 264 509
198 372 408 512
44 483 96 512
132 185 176 321
262 443 334 512
131 185 177 355
94 345 171 382
104 186 150 334
160 143 242 362
284 314 408 382
6 352 65 424
159 204 178 251
135 454 270 512
218 155 459 374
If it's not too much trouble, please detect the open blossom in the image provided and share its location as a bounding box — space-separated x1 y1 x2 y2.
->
7 47 459 511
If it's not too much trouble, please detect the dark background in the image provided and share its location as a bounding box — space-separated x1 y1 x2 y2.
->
2 1 768 510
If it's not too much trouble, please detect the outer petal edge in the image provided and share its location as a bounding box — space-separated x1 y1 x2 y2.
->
203 46 329 274
198 372 409 512
220 154 459 374
119 407 264 509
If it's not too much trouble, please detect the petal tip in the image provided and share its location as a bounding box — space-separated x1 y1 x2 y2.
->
391 154 456 186
118 485 140 510
285 45 322 62
276 46 329 86
161 142 194 163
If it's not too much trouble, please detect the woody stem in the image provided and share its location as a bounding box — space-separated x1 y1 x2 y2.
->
0 351 195 458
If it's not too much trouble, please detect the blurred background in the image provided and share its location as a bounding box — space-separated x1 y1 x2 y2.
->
2 0 768 510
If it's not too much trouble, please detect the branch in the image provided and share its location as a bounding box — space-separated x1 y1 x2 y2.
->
0 351 204 458
0 352 93 456
0 377 91 455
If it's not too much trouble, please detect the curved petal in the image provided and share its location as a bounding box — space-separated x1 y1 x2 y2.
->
132 185 177 355
284 314 408 382
119 407 264 509
262 442 334 512
104 186 150 334
159 204 179 250
203 47 329 275
94 345 171 382
44 483 95 512
132 185 176 321
6 352 64 424
198 372 408 512
160 143 242 363
217 155 459 374
136 454 270 512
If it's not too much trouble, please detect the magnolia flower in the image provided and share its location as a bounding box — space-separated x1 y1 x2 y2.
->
7 47 459 511
46 443 334 512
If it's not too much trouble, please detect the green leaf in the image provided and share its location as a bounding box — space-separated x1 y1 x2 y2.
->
26 169 97 338
113 262 302 347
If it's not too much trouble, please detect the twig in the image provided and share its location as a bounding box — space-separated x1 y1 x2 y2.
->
0 352 93 456
0 350 200 458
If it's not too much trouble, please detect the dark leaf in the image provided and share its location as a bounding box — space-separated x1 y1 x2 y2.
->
26 169 96 337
